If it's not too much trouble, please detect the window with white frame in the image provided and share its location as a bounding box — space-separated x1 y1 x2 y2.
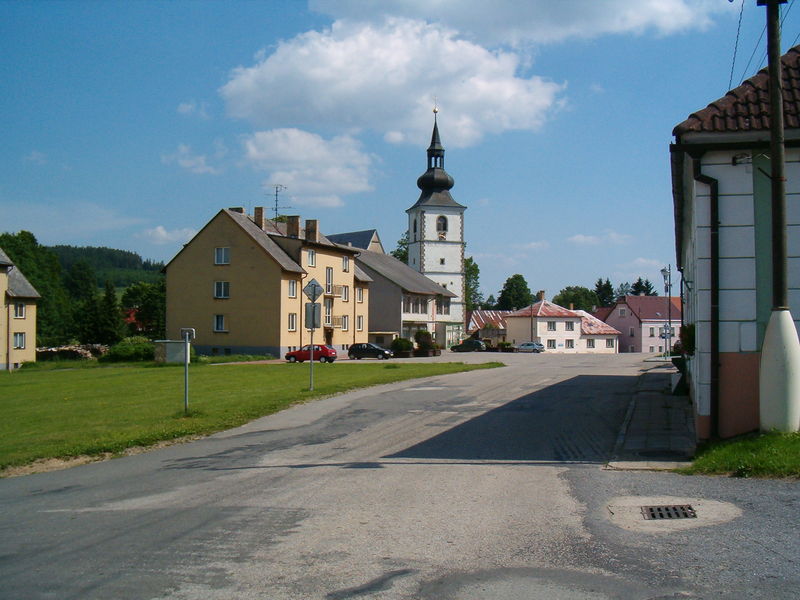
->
403 295 411 312
606 338 614 348
326 267 333 293
547 321 556 331
214 314 226 332
547 339 556 349
619 308 626 317
357 315 364 331
649 327 655 337
342 315 349 331
436 297 450 315
12 332 25 349
214 281 230 298
307 249 316 267
649 346 655 353
357 286 364 302
288 279 297 298
587 339 595 349
565 321 574 331
324 298 333 326
214 247 230 265
13 303 25 318
288 313 297 331
342 256 350 272
342 285 349 301
565 339 574 349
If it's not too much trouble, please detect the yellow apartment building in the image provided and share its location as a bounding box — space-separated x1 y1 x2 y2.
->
164 208 370 357
1 248 40 370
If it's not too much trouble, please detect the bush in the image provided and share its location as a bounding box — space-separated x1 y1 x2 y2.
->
390 337 413 352
679 324 695 356
101 336 155 362
414 330 434 350
497 341 512 349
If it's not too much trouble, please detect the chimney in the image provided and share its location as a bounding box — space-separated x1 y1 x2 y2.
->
253 206 265 229
569 303 574 310
286 215 300 238
229 207 244 213
537 290 545 301
305 219 319 243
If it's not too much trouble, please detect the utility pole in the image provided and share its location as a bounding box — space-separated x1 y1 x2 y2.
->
757 0 800 432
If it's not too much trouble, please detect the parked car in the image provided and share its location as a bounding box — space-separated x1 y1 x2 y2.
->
348 343 393 360
450 339 486 352
517 342 545 353
285 344 337 363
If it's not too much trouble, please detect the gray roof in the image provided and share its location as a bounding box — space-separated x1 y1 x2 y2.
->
0 248 40 298
0 248 13 267
353 264 372 283
223 210 305 274
356 249 455 297
327 230 379 250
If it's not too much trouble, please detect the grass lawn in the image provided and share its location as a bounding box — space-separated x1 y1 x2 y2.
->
679 431 800 478
0 361 502 471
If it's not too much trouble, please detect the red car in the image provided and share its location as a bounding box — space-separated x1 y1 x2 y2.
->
285 344 337 363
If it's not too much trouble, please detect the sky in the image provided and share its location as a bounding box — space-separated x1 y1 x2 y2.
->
2 0 799 301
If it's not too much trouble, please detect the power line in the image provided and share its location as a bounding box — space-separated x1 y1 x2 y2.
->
756 0 795 72
729 0 746 90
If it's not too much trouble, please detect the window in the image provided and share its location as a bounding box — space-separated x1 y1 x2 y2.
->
357 287 364 303
413 218 417 241
547 339 556 349
440 258 445 265
565 321 574 331
342 256 350 272
606 338 615 348
13 303 25 319
628 345 635 352
403 295 411 312
307 249 316 267
288 279 297 298
565 339 574 349
436 215 448 233
649 327 655 337
288 313 297 331
649 346 655 353
547 321 556 331
587 339 595 349
658 345 663 353
213 315 226 332
412 297 420 313
357 315 364 331
629 327 635 337
214 247 230 265
342 315 349 331
619 308 626 317
214 281 230 298
342 285 349 301
12 332 25 349
436 297 450 315
324 298 333 326
325 267 333 293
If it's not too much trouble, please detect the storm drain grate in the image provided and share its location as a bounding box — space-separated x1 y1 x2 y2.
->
640 505 697 520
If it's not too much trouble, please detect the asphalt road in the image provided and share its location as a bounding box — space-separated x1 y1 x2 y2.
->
0 353 798 599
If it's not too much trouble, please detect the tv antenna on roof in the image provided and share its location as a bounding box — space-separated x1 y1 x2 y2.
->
270 184 291 220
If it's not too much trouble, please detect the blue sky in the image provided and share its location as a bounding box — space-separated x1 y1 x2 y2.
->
2 0 798 300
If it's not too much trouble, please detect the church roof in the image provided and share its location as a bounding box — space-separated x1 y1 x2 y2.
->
408 116 465 211
355 249 455 297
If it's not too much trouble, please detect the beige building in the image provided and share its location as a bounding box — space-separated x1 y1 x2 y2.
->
165 208 370 357
505 299 619 353
1 248 40 369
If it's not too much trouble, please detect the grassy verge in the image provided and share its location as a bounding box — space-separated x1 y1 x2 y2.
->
678 431 800 478
1 361 502 471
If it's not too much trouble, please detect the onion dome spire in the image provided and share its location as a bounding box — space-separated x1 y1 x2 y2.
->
410 106 463 209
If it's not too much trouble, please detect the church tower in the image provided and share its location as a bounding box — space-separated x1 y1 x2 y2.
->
406 110 466 347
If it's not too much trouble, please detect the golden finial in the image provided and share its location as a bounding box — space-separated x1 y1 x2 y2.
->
433 96 439 114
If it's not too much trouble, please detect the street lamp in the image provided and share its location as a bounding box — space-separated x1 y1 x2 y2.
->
661 266 672 358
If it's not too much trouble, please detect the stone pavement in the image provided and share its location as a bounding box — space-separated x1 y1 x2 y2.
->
606 362 696 471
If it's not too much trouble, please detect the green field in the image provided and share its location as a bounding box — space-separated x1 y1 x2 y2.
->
0 361 502 471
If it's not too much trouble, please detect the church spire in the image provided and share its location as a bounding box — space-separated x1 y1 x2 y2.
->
410 109 463 209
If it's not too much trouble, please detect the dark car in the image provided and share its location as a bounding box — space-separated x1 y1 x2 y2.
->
450 339 486 352
347 343 393 360
285 344 337 363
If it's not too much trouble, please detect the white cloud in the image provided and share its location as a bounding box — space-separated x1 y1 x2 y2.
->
515 241 549 250
177 100 210 119
567 230 631 245
220 18 565 148
23 150 47 164
243 128 372 207
140 226 196 245
311 0 734 46
161 144 221 175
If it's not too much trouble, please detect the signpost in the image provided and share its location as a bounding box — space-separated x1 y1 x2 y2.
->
303 279 324 391
179 328 195 415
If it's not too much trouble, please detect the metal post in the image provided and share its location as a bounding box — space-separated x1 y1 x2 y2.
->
309 327 314 392
184 336 190 415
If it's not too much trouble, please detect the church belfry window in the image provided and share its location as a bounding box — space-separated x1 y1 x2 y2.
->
436 216 447 240
413 218 417 241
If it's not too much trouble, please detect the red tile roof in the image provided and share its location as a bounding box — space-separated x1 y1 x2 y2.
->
573 310 621 336
509 300 579 319
674 45 800 137
591 306 613 322
466 309 515 332
617 296 681 322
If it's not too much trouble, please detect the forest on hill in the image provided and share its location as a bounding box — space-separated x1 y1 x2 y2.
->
1 231 165 346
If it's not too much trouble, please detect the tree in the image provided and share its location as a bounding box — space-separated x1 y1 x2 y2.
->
390 231 408 264
480 294 497 310
464 257 483 310
552 286 599 312
615 281 632 298
64 260 98 302
496 274 533 310
594 278 615 307
630 277 658 296
121 279 166 339
96 280 125 345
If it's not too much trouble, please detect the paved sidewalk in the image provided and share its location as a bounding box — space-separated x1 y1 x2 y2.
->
606 363 696 471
